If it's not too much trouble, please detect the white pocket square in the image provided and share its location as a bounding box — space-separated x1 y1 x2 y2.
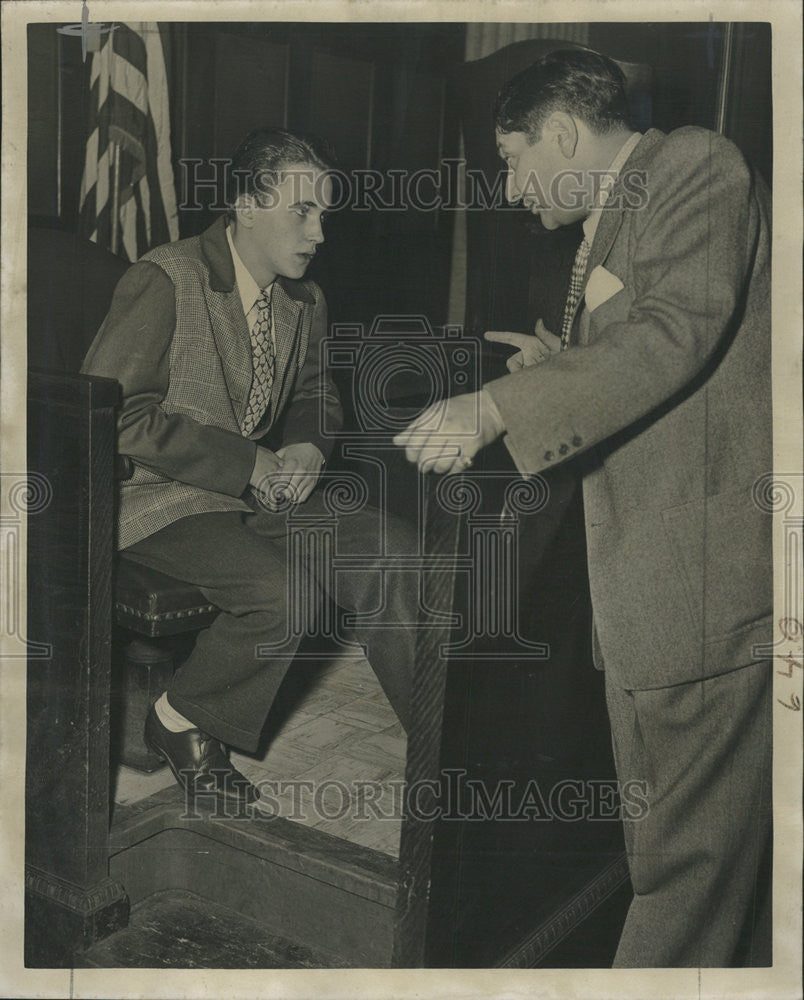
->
585 265 624 312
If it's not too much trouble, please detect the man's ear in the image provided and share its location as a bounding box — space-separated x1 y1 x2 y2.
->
232 194 257 230
545 112 579 159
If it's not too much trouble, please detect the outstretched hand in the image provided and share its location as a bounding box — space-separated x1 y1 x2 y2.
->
392 390 505 475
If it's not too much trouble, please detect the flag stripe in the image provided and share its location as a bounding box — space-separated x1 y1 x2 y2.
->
79 22 178 261
144 25 178 243
114 22 148 75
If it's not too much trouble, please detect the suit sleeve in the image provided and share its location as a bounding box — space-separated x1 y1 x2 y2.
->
81 260 257 495
279 284 343 460
485 132 761 477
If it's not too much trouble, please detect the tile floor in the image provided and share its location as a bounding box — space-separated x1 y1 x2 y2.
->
113 649 406 857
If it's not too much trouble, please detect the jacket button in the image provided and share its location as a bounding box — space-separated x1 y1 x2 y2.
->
544 451 554 461
572 435 583 447
559 443 570 455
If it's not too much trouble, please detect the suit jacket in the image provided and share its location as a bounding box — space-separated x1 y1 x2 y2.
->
485 127 772 689
81 216 343 549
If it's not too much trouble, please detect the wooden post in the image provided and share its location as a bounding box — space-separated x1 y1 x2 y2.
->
715 23 735 135
25 370 129 966
110 140 121 256
392 476 461 967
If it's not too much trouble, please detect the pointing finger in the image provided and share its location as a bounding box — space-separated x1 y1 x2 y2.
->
485 330 531 348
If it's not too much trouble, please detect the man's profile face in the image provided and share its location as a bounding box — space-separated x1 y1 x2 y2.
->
496 128 585 230
248 161 332 281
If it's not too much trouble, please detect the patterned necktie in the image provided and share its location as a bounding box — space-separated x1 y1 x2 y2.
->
560 236 591 351
241 288 275 436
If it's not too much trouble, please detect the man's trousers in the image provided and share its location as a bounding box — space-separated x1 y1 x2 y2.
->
606 658 772 967
123 492 418 752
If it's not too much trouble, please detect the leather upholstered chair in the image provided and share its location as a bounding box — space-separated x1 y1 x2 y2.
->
28 223 223 771
112 563 221 770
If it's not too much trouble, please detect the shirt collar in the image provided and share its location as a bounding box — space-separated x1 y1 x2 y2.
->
226 224 272 315
583 131 643 245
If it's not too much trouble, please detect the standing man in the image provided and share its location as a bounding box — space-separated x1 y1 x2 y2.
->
83 127 415 810
395 49 772 967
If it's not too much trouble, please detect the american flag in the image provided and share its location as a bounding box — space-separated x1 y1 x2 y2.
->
79 22 179 261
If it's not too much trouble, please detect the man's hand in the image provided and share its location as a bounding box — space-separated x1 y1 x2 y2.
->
392 390 505 475
485 319 561 371
271 442 325 505
249 445 285 509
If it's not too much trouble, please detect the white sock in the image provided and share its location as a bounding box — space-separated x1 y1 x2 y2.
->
154 692 196 733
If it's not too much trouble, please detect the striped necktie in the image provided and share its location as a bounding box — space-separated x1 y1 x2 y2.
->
241 288 275 436
560 236 591 351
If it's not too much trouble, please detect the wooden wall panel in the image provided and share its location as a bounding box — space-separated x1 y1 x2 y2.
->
307 49 375 169
213 33 289 159
27 24 60 218
387 69 445 172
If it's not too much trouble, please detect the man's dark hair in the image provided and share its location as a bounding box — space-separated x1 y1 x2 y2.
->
494 49 632 141
226 127 337 219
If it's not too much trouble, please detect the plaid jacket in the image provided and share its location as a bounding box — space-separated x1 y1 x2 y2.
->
82 217 342 549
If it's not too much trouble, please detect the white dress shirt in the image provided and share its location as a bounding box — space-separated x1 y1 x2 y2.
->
226 224 276 349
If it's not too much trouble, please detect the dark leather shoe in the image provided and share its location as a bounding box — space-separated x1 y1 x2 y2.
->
144 704 260 808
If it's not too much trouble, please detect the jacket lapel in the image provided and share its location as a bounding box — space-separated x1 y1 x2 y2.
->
572 129 665 339
216 295 253 424
571 207 626 341
586 202 625 277
269 279 303 417
200 218 253 422
198 219 317 428
564 214 623 343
